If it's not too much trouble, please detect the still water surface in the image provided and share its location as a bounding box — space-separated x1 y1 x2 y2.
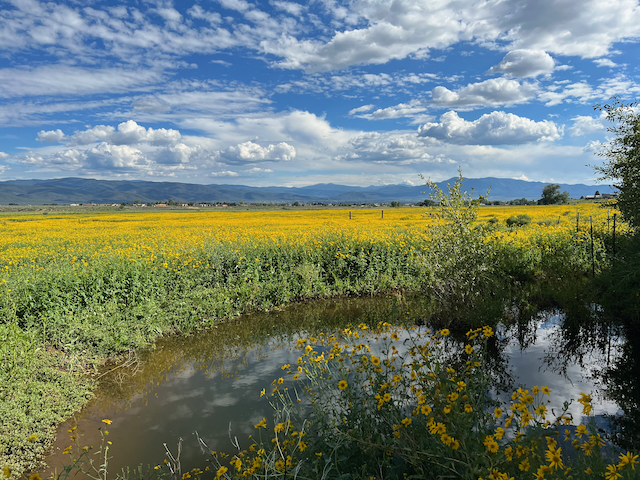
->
44 294 628 475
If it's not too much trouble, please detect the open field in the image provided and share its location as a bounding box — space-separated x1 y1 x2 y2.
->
0 203 625 267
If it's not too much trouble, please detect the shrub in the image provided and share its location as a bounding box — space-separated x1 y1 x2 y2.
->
423 171 495 311
536 219 556 227
506 214 532 227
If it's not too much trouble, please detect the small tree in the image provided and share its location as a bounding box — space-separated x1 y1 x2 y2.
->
594 96 640 229
511 197 535 206
423 169 493 309
539 184 570 205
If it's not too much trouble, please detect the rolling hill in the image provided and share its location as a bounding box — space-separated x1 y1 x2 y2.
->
0 177 614 205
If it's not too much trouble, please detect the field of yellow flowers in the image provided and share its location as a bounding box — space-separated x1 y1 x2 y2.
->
0 203 620 350
0 202 625 479
0 202 621 269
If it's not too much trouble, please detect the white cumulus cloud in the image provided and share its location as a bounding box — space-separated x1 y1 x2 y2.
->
336 132 446 165
593 58 618 68
417 111 562 145
18 121 204 175
217 141 296 164
538 75 640 106
430 78 538 109
353 100 428 120
155 144 202 165
3 0 640 76
37 129 66 142
583 140 604 152
216 0 251 12
68 120 182 146
569 114 606 136
487 50 555 78
260 0 640 72
270 1 306 16
84 143 148 169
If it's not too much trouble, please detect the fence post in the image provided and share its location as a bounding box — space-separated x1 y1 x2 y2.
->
576 212 580 233
349 211 352 220
613 213 617 257
381 210 384 219
590 216 595 277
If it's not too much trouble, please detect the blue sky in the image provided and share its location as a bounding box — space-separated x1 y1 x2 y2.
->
1 0 639 187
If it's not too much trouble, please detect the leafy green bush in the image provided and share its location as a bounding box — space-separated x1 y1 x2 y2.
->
423 171 496 313
506 214 532 227
536 219 557 227
595 233 640 323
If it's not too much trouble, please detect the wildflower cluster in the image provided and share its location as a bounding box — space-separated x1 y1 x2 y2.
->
197 323 639 480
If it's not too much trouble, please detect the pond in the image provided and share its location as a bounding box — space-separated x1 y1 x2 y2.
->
43 293 637 476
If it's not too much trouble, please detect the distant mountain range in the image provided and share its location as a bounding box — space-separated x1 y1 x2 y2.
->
0 177 615 205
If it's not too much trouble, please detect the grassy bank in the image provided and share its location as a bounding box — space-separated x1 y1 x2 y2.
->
0 324 92 479
0 198 621 478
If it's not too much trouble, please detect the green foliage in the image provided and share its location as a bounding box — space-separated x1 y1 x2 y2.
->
423 170 495 313
594 233 640 323
536 219 557 227
594 97 640 230
539 184 570 205
2 234 432 356
494 230 607 285
511 198 536 206
506 214 532 227
0 323 92 479
589 96 640 319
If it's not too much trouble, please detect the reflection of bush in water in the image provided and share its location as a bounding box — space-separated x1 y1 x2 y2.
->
604 323 640 451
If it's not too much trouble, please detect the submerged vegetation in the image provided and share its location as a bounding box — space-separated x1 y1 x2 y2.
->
0 174 637 478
